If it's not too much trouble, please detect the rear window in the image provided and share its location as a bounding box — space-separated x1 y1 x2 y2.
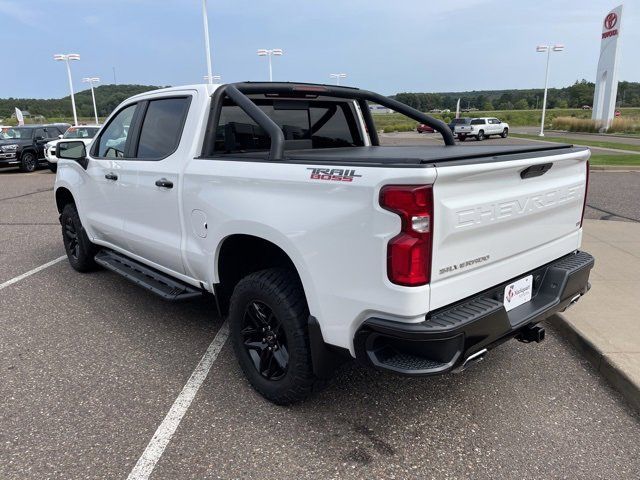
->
451 118 470 125
64 127 100 139
470 119 486 125
214 99 363 154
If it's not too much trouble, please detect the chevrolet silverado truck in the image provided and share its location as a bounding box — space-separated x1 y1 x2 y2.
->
54 82 593 404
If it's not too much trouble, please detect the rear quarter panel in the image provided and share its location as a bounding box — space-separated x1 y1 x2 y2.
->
181 159 437 351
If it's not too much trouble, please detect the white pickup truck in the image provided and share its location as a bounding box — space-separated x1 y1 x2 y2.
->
455 117 509 141
54 82 593 404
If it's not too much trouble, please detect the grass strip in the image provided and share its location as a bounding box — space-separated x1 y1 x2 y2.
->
511 133 640 153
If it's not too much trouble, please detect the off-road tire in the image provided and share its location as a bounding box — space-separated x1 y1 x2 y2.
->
60 203 99 272
229 268 324 404
19 151 37 173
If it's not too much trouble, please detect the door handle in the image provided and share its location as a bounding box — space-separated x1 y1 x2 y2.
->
520 163 552 179
105 172 118 181
155 178 173 189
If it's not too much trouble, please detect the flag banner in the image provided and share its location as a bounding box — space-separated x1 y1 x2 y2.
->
15 107 24 125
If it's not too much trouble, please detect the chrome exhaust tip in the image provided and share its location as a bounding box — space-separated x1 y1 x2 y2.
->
562 293 583 312
452 348 487 374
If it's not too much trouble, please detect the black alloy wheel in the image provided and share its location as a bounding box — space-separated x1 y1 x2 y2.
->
20 152 37 172
63 214 80 260
241 300 289 380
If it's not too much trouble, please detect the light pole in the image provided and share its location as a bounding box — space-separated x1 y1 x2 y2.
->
82 77 100 125
54 53 80 126
536 44 564 136
203 74 221 83
257 49 283 81
201 0 214 84
329 73 347 85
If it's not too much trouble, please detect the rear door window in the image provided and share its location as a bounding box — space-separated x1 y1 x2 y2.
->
136 97 191 159
44 126 61 138
470 119 485 125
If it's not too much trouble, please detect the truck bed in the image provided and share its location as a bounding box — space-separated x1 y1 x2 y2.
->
228 144 585 166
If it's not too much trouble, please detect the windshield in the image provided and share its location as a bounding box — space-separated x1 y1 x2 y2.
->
63 127 100 139
2 128 33 139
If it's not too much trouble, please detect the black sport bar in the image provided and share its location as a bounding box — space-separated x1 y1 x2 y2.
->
206 82 455 160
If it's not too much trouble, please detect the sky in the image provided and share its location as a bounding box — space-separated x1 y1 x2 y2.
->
0 0 637 99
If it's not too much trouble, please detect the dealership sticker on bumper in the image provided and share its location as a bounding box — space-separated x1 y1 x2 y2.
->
503 275 533 312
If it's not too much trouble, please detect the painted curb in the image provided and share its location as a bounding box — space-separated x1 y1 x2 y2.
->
553 314 640 413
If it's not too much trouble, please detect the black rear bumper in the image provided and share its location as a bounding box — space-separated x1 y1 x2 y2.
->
354 250 594 376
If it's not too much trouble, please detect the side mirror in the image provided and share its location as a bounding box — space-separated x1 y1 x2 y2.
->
58 134 64 139
58 141 89 169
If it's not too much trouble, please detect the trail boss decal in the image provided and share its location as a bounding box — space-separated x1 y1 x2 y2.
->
307 168 362 182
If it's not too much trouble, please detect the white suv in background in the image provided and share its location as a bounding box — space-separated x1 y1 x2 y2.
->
455 117 509 141
45 125 100 172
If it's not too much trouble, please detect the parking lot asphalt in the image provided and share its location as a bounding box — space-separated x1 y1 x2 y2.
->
0 169 64 284
1 164 639 479
584 171 640 223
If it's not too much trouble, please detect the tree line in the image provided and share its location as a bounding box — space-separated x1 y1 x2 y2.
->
3 80 640 121
0 84 162 120
393 80 640 112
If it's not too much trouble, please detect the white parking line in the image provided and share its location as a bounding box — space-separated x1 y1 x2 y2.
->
127 321 230 480
0 255 66 291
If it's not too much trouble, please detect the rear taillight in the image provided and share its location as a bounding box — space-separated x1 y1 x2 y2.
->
580 160 589 227
380 185 433 286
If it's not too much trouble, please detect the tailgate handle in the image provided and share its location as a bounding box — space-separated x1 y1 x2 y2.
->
520 163 552 179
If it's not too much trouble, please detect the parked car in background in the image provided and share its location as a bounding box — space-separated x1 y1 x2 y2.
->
0 124 68 172
48 123 71 135
455 117 509 141
416 123 434 133
448 117 471 133
615 110 621 117
55 82 592 404
45 125 100 172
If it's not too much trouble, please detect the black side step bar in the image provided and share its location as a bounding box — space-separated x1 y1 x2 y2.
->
94 250 203 301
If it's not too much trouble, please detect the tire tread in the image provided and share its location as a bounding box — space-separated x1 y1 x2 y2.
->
229 268 326 404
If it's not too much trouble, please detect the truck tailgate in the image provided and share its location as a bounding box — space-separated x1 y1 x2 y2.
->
429 148 590 310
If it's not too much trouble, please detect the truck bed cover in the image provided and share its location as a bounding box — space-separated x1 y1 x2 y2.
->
225 144 586 167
